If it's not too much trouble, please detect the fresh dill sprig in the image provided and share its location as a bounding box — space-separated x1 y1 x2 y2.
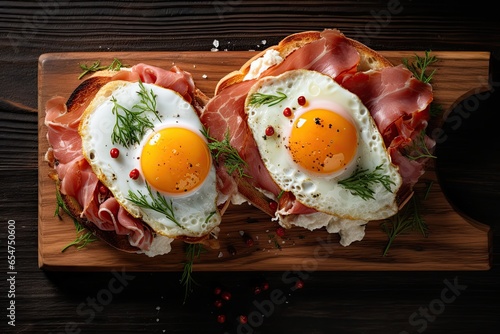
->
338 164 396 201
54 184 73 219
61 228 98 252
110 81 158 148
78 58 125 80
380 195 429 256
136 81 161 122
127 183 184 229
248 91 287 107
201 128 249 178
111 97 154 147
402 51 437 84
404 130 437 161
54 186 97 252
180 243 205 304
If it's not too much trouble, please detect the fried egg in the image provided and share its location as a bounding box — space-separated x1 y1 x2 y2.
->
245 69 402 221
79 80 220 238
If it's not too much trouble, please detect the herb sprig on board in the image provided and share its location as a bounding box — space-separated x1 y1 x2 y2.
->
78 58 125 79
402 50 437 83
181 243 206 304
54 186 97 252
381 194 429 256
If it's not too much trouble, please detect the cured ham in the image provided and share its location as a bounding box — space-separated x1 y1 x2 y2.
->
98 197 154 248
44 64 200 252
341 65 433 142
259 29 360 80
341 65 435 192
112 64 198 106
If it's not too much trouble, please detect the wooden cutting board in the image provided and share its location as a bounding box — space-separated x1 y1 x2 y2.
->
38 51 492 271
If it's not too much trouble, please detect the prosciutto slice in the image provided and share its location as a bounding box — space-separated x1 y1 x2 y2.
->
341 65 434 191
44 64 200 252
341 65 433 141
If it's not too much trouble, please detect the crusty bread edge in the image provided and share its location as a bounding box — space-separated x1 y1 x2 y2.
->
214 30 393 95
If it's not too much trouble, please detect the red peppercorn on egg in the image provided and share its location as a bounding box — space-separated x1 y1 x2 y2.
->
79 80 221 238
244 69 402 221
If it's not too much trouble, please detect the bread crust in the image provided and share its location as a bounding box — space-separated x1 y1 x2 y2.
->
215 29 393 95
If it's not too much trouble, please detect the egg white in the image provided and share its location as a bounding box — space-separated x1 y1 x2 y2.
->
79 80 221 238
245 69 402 221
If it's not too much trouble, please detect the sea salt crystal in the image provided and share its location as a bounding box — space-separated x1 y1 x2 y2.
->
211 39 220 52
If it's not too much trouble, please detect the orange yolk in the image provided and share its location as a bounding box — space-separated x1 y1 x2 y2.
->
288 108 358 174
141 127 211 195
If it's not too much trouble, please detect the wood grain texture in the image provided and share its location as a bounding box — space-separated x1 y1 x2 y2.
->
2 1 500 333
38 51 491 271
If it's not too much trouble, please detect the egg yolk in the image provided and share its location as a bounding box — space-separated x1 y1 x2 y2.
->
141 127 211 195
288 108 358 174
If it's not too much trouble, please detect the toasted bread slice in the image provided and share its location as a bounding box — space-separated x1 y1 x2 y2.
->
48 68 215 253
211 29 415 220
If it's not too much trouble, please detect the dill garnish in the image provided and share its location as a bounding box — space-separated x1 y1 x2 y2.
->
180 243 205 304
248 91 287 107
54 186 97 252
403 130 437 161
111 81 159 148
78 58 125 80
338 164 396 201
61 226 98 253
127 183 184 229
136 81 161 121
380 195 429 256
201 128 249 178
402 50 437 84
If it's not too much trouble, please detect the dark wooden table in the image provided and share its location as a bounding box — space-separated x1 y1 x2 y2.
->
1 1 500 333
